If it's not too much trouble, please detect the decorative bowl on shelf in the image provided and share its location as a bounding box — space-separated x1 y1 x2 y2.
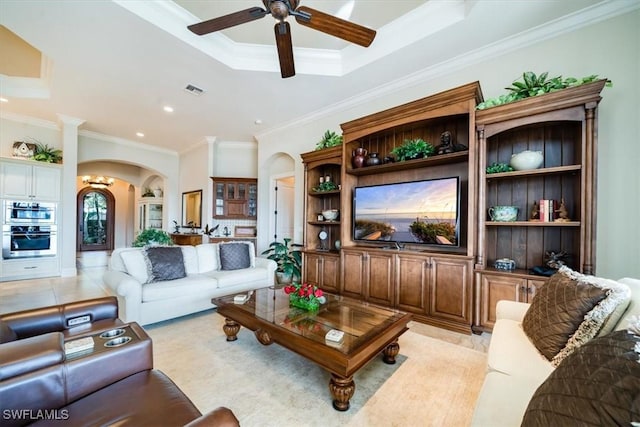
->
488 206 519 222
510 150 543 171
321 209 339 221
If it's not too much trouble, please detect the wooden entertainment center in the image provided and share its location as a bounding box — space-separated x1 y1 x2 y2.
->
301 80 606 334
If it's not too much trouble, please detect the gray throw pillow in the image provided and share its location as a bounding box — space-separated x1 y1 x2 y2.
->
219 243 251 271
522 329 640 426
143 246 186 283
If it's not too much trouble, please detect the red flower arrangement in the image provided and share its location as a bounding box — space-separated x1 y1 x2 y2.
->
283 282 326 311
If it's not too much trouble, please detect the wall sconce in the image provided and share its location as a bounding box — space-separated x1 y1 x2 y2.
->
82 175 115 188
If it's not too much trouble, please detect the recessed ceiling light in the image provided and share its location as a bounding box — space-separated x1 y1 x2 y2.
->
254 119 263 125
0 97 8 103
163 106 174 113
136 132 145 137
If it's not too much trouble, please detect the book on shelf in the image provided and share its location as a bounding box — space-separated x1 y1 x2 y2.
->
538 199 559 222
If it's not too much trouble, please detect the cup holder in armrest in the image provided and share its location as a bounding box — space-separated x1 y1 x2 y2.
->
99 328 126 339
104 336 132 347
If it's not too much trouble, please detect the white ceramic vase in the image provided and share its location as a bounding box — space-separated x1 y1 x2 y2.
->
510 150 543 171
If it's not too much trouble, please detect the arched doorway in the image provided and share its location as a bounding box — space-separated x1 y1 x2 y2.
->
77 187 115 251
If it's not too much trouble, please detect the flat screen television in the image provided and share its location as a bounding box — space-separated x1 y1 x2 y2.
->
352 177 460 247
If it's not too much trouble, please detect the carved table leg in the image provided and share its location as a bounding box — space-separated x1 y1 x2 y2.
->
382 339 400 364
255 328 273 345
222 319 240 341
329 374 355 411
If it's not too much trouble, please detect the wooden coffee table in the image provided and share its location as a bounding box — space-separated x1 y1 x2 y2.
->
212 288 411 411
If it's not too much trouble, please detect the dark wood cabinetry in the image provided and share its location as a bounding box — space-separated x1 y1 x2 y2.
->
477 273 546 330
303 251 340 293
341 248 394 306
170 233 202 246
299 81 604 335
211 177 257 219
301 146 343 293
474 80 606 332
335 82 482 333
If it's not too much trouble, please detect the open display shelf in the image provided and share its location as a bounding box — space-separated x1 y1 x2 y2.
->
473 79 606 332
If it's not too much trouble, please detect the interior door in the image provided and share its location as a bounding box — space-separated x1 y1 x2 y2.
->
77 187 115 251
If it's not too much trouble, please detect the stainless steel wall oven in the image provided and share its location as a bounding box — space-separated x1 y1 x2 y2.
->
2 201 58 259
2 224 57 259
4 201 56 224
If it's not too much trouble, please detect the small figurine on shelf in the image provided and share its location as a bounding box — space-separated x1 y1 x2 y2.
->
530 201 539 221
172 220 180 233
554 199 570 222
530 250 568 276
545 250 567 269
436 131 467 155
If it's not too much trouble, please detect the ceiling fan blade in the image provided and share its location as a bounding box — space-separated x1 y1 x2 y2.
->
274 21 295 78
294 6 376 47
188 7 268 35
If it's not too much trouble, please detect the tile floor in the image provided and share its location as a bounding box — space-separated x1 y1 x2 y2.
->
0 251 491 352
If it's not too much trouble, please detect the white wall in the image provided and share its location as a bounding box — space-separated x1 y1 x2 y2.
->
256 10 640 278
179 141 210 230
0 116 60 158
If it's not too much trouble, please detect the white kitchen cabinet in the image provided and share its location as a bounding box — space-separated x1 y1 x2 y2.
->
1 160 61 201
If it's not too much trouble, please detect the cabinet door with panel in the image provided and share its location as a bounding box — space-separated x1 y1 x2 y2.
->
303 251 340 293
1 161 61 201
396 252 428 314
340 249 394 305
137 198 163 232
478 273 527 330
477 273 547 330
211 178 257 219
367 251 394 306
428 256 473 328
341 249 366 297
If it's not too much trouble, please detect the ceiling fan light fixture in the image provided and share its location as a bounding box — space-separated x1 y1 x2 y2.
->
269 1 290 21
188 0 375 78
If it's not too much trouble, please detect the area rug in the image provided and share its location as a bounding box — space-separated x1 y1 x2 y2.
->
145 310 487 427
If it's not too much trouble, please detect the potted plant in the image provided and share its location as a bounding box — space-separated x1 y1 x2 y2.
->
390 138 435 162
33 142 63 164
315 130 343 151
132 229 173 247
476 71 611 110
261 237 302 284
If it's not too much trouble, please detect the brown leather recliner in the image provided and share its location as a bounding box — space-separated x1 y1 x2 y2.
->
0 297 239 427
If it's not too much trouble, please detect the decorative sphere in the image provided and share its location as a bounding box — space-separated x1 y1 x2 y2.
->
510 150 544 171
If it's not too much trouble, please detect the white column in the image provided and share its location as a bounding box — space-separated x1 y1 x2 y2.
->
57 114 85 277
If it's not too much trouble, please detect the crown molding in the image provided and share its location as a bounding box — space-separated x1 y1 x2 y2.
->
0 111 59 130
113 0 465 76
78 129 178 156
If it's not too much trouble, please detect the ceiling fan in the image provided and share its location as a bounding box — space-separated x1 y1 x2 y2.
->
187 0 377 78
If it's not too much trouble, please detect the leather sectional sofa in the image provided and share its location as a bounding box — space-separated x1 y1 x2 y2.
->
0 297 238 426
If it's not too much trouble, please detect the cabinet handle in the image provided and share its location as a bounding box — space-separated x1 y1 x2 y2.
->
519 285 526 293
24 266 38 269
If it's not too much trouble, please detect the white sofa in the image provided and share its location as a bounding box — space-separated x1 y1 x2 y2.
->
471 277 640 426
102 243 277 325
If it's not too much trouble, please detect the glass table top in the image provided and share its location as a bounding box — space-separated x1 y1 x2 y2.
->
213 287 408 354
